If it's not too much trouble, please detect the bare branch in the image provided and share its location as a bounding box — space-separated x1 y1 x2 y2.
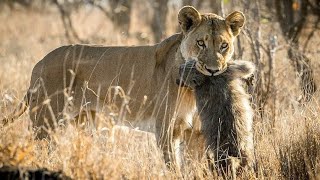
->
303 16 320 52
53 0 86 43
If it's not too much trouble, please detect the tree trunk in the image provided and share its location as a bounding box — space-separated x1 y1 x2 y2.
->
274 0 317 102
151 0 168 42
109 0 132 36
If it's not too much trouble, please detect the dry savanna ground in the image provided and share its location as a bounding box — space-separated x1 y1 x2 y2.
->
1 3 320 179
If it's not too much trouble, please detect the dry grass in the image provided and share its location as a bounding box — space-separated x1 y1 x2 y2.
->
1 5 320 179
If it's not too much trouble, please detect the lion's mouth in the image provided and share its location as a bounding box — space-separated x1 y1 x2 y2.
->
195 62 227 76
211 65 227 76
195 62 212 76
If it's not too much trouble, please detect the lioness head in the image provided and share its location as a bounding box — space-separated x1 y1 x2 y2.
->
178 6 245 76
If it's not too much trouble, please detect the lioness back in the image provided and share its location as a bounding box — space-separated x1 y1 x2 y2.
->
28 34 182 136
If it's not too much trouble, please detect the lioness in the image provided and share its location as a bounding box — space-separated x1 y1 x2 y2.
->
3 6 245 170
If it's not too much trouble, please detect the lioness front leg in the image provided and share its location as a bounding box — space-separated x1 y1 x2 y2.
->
155 117 184 172
156 112 196 177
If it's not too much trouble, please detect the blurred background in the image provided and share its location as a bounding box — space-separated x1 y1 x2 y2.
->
1 1 320 178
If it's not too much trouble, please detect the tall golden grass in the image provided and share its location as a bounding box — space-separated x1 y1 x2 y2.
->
1 5 320 179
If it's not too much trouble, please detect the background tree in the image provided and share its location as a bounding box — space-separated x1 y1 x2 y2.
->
272 0 318 102
151 0 168 42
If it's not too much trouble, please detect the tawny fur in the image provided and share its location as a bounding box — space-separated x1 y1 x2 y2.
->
178 60 255 174
2 6 246 172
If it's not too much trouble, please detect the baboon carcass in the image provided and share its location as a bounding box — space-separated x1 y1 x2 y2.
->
177 60 255 175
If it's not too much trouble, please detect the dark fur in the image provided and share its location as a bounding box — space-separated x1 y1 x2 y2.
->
178 60 255 173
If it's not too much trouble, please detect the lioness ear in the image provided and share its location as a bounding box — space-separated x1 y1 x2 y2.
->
178 6 201 34
225 11 245 36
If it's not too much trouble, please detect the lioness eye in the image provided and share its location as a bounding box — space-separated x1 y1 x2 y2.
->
197 40 206 48
220 42 228 52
